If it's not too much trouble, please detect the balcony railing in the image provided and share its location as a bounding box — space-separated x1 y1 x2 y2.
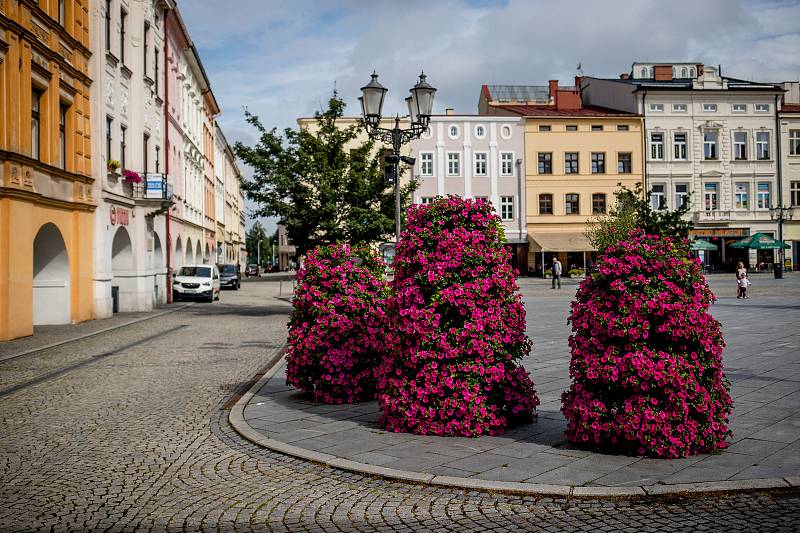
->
121 173 173 202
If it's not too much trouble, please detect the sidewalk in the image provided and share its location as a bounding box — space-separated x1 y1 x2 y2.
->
0 303 189 362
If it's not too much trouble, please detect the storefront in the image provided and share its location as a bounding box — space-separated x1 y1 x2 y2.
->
528 232 595 277
690 227 765 272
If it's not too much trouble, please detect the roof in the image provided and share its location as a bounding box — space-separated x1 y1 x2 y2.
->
596 76 781 92
496 104 640 117
483 84 550 102
780 104 800 113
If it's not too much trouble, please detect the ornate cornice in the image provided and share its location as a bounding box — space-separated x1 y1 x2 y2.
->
0 150 94 184
0 186 96 212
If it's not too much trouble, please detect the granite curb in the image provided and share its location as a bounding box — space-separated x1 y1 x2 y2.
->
0 303 193 363
229 348 799 499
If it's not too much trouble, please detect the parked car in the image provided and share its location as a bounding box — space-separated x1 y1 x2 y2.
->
245 264 259 277
173 265 220 302
218 263 241 290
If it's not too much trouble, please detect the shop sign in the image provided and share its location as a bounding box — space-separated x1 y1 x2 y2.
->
110 205 130 226
690 228 747 238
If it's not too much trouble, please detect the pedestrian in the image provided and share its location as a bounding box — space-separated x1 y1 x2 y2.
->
737 272 751 299
736 261 747 298
551 257 562 290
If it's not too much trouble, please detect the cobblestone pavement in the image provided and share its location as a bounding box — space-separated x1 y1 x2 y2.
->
1 280 799 531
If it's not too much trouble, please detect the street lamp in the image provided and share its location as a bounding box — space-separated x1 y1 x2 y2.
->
360 71 436 243
770 204 794 276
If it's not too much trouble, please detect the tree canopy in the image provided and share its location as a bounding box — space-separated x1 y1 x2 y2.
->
234 92 415 257
245 221 275 267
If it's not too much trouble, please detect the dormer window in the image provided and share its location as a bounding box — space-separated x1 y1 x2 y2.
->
640 67 647 78
689 67 696 77
681 67 687 78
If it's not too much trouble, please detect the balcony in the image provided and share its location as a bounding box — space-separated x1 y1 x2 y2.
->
693 209 774 224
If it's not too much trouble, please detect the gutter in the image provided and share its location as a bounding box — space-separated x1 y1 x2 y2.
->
641 91 648 197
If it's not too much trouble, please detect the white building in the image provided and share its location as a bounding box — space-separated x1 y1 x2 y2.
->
90 0 172 316
583 63 783 270
408 113 528 271
778 83 800 270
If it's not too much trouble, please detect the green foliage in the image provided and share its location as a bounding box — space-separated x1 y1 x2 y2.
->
234 91 416 257
588 183 693 252
245 221 274 266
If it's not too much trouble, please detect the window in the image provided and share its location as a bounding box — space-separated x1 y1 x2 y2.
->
703 131 718 160
448 125 459 139
757 182 771 209
672 103 687 113
618 152 632 173
538 153 552 174
105 0 112 53
704 183 718 211
120 125 127 169
617 124 629 131
674 132 687 160
120 8 127 64
791 181 800 207
155 145 160 172
420 197 435 205
790 130 800 155
474 196 488 204
473 152 487 176
31 89 42 160
500 152 514 176
755 104 770 113
591 152 605 174
689 67 696 77
474 125 485 138
756 132 770 160
447 152 460 176
566 125 578 131
500 196 514 221
649 103 664 112
734 183 749 210
650 132 664 160
592 193 606 214
59 104 68 169
734 131 747 160
143 133 150 174
154 48 159 95
703 103 717 112
106 116 113 161
591 125 603 131
564 152 579 174
538 125 551 132
732 104 747 113
675 184 689 209
144 23 150 77
420 152 433 176
500 125 512 139
640 67 647 78
565 193 580 214
58 0 65 26
650 184 666 210
539 194 553 215
680 67 687 78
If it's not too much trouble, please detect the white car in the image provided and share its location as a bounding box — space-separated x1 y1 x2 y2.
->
172 264 220 302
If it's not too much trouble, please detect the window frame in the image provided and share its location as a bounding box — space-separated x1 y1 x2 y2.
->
473 151 487 177
419 151 434 176
675 183 689 209
565 193 580 215
704 182 719 211
538 193 553 215
756 131 770 160
733 131 747 160
650 184 666 210
649 103 664 113
790 130 800 156
474 124 486 139
446 151 461 177
564 152 579 174
120 7 127 65
703 131 718 160
617 152 632 173
591 152 605 174
538 125 551 132
732 103 747 113
756 182 771 210
591 124 603 131
755 103 770 113
499 151 514 177
673 132 687 160
59 103 68 170
31 88 42 161
617 124 629 131
120 124 127 170
566 124 578 131
105 0 112 53
500 196 514 221
650 132 664 160
591 193 606 214
734 182 750 210
106 115 113 162
791 181 800 207
703 103 718 113
448 124 460 139
672 103 687 113
538 152 552 174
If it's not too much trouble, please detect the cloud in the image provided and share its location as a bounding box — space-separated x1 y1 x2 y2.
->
177 0 800 228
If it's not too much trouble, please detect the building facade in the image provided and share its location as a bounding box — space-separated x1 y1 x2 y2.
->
215 123 244 268
583 63 783 271
408 113 529 272
1 0 95 340
90 0 171 316
778 96 800 269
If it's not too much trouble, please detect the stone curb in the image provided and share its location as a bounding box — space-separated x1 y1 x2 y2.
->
228 348 798 499
0 303 193 363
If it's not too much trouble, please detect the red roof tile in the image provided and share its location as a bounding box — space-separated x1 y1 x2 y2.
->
494 104 640 117
780 104 800 113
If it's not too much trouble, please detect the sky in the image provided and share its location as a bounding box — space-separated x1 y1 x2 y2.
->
178 0 800 232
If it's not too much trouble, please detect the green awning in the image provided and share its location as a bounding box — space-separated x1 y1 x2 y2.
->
690 238 719 251
729 232 791 250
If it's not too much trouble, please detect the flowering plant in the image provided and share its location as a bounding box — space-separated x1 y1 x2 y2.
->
378 196 538 436
285 243 389 404
122 169 142 183
561 230 732 457
107 159 121 173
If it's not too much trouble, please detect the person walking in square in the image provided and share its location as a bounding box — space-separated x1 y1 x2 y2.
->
738 271 751 299
551 257 562 289
736 261 747 298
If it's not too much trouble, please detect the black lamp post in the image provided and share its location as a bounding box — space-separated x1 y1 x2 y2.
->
770 204 794 277
360 71 436 243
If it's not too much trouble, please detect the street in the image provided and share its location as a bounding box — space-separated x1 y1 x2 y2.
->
1 278 799 531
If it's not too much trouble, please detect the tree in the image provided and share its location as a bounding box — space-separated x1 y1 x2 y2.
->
245 221 274 267
234 92 416 257
588 183 693 252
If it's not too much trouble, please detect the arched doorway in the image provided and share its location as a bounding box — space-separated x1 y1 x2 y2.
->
153 233 165 304
33 223 71 325
175 236 183 268
185 237 194 265
204 243 211 264
111 227 133 313
195 241 202 265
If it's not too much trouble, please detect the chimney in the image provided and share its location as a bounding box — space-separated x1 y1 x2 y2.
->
575 76 583 90
619 73 629 80
445 108 455 116
548 79 558 99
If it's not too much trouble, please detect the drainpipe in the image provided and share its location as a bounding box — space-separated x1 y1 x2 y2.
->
164 9 172 303
516 157 524 272
641 91 648 198
775 93 784 270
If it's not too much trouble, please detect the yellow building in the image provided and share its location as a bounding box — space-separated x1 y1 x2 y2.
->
490 80 644 274
0 0 94 340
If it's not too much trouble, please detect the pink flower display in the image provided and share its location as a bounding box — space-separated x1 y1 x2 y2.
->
561 230 733 457
285 243 389 404
377 196 539 436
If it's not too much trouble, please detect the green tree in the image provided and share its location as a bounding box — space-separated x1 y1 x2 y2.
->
588 183 693 251
245 221 275 267
234 91 416 257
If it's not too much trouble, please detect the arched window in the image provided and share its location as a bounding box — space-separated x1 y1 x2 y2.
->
689 67 696 77
648 67 654 78
681 67 688 78
640 68 647 78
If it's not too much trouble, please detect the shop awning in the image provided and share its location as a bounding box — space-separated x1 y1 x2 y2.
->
528 232 595 252
730 232 790 250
